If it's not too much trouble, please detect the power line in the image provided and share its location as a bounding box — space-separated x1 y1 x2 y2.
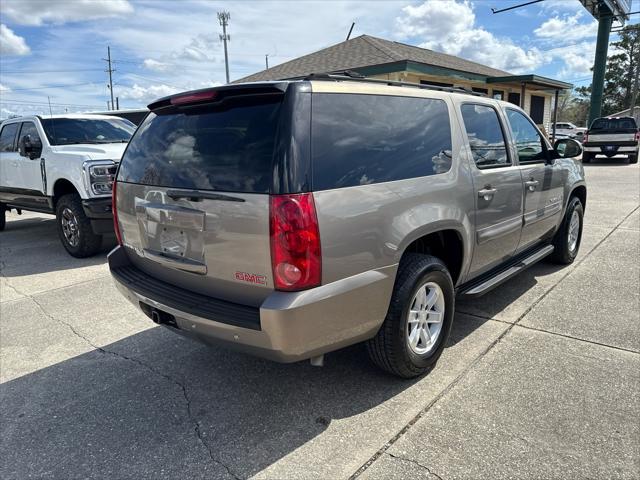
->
1 82 98 92
0 68 104 74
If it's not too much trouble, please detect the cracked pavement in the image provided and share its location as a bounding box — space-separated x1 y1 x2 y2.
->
1 158 639 479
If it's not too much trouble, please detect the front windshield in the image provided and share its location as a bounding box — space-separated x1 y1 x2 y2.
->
41 117 135 145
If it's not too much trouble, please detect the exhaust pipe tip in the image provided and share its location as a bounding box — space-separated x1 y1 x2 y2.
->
150 310 161 324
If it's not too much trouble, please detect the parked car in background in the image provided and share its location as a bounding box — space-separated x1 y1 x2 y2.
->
582 116 639 163
553 122 586 140
0 114 136 256
109 77 587 378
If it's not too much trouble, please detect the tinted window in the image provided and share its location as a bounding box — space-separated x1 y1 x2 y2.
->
460 104 509 168
41 118 134 145
506 109 546 163
311 94 452 190
0 123 19 152
590 117 637 131
118 96 282 193
18 122 41 144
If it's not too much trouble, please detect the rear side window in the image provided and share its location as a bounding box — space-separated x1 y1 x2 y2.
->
590 117 637 131
0 123 19 152
311 94 452 190
118 96 282 193
460 104 509 168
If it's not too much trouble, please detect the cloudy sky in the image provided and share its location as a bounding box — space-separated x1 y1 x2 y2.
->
0 0 635 119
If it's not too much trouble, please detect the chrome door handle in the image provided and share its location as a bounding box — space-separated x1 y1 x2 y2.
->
478 188 497 200
525 180 539 191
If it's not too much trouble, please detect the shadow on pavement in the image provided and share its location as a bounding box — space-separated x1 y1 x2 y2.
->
0 310 491 480
0 215 115 278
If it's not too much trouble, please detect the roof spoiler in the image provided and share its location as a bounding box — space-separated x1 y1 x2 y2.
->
147 82 290 111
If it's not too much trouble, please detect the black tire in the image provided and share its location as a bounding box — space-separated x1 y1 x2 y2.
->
581 152 592 163
551 196 584 265
0 204 6 232
366 254 455 378
629 154 638 164
55 193 102 258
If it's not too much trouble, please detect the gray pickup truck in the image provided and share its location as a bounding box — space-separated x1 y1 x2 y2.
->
108 77 587 378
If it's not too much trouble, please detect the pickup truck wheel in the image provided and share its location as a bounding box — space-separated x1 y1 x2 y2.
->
56 194 102 258
581 152 592 163
551 196 583 265
0 204 6 231
629 154 638 164
366 254 454 378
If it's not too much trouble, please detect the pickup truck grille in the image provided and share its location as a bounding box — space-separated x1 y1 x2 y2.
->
111 263 261 330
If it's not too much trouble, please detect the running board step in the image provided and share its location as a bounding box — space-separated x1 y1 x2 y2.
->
460 245 555 298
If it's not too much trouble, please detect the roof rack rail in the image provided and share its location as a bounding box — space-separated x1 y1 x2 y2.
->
286 71 487 97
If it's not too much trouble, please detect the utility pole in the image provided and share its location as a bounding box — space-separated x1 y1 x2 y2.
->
265 54 269 70
116 97 119 110
218 11 231 83
588 4 613 125
103 46 115 111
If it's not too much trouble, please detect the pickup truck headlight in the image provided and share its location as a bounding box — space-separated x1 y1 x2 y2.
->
84 161 118 196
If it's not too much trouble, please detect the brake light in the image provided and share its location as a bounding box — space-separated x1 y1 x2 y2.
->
635 130 640 142
584 132 589 143
170 90 218 105
112 181 122 246
270 193 321 291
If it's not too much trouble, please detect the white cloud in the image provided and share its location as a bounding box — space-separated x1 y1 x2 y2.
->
0 84 12 93
2 0 133 26
553 42 597 80
0 24 30 56
117 83 182 103
143 59 171 72
396 0 543 73
534 13 598 44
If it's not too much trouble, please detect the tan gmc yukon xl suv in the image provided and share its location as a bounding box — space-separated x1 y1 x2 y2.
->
109 76 587 378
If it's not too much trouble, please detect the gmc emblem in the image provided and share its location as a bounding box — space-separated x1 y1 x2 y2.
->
235 271 267 285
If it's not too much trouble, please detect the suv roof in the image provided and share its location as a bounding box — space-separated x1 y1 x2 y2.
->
147 73 489 110
1 113 127 124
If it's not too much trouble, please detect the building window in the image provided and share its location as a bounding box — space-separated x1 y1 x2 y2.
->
492 89 504 100
508 92 521 106
472 87 489 94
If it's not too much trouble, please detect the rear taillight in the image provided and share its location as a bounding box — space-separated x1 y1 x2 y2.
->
112 181 122 246
270 193 321 291
584 132 589 143
635 130 640 142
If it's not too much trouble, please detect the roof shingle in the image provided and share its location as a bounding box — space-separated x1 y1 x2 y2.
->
234 34 512 83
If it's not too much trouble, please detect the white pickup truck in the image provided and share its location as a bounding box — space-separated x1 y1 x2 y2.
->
0 114 136 256
582 116 639 164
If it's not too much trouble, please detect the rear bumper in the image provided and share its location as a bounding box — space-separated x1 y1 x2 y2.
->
108 245 396 362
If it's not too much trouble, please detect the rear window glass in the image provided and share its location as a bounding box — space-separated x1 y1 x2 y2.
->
590 118 637 130
311 94 452 190
118 96 282 193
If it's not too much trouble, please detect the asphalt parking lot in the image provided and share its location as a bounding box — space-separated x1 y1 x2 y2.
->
1 158 638 480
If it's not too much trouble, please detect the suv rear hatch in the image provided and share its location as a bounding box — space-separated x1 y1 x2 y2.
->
114 84 307 307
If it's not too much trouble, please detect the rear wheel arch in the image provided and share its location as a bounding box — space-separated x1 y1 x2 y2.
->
401 229 465 286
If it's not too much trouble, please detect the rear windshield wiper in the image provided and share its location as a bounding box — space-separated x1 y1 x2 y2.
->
166 189 245 202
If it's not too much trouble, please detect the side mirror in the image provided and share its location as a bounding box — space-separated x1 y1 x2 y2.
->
18 135 42 160
552 138 582 160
